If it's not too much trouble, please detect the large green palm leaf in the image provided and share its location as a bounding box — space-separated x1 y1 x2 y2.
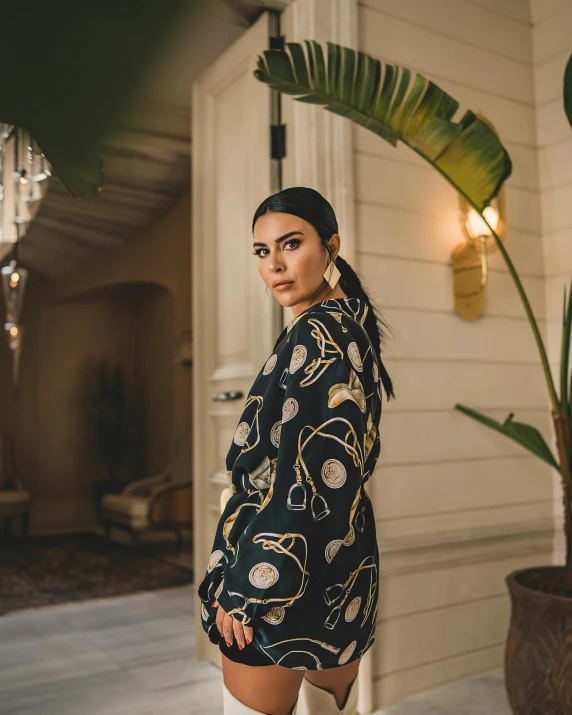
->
254 40 512 212
0 1 194 197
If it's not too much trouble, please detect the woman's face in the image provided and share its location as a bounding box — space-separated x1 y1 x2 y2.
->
252 212 341 314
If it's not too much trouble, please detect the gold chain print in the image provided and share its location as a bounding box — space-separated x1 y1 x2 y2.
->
296 316 343 387
233 395 264 454
221 529 311 623
197 298 383 669
322 555 378 629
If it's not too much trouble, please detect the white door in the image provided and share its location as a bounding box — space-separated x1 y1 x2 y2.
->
191 10 281 667
191 0 362 684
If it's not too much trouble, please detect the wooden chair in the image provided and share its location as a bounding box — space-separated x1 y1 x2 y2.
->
0 436 30 538
102 434 192 550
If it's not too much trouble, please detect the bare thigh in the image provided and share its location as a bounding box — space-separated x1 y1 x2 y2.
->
222 653 305 715
304 657 361 710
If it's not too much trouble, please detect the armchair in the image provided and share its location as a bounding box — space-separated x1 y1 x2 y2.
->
102 434 192 550
0 436 30 538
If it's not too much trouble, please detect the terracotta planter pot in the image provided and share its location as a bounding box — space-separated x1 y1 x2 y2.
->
505 567 572 714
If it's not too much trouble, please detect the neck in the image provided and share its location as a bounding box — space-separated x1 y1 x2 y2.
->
290 284 349 319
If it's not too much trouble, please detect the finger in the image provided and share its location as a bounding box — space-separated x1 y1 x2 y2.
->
243 624 254 645
232 618 246 650
215 605 225 636
223 613 235 647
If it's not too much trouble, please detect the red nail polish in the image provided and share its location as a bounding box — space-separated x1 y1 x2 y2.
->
238 644 243 650
226 641 231 647
246 639 251 645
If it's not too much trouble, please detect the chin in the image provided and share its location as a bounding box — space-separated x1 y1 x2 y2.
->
275 295 296 308
273 290 298 308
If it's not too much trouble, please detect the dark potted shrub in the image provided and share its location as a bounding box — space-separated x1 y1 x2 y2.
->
91 362 130 524
252 41 572 713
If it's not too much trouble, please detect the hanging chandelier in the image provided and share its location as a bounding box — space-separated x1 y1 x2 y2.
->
0 124 51 385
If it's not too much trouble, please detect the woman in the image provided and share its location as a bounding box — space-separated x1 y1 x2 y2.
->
197 187 395 715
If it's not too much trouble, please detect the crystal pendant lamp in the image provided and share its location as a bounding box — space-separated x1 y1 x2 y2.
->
1 257 28 386
1 258 28 329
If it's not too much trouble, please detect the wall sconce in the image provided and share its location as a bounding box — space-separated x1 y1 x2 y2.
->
452 114 507 320
176 329 193 367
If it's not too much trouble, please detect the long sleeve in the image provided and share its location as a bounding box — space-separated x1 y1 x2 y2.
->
215 312 372 624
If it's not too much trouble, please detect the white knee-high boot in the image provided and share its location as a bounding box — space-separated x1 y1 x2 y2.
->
296 675 360 715
223 680 299 715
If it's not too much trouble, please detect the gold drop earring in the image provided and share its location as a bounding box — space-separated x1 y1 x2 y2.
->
323 259 341 289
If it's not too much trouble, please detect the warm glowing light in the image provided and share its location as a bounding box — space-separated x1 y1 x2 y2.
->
10 272 19 287
465 205 500 239
9 326 18 337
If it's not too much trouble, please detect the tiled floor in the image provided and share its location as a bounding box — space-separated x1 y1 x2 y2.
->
0 585 511 715
0 586 221 715
379 669 510 715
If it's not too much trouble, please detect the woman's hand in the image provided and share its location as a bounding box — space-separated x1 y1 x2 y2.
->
213 599 254 650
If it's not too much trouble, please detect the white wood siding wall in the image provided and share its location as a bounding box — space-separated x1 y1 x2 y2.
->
532 0 572 564
353 0 562 706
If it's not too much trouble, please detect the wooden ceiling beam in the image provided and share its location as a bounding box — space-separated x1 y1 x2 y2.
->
102 129 189 160
33 216 126 250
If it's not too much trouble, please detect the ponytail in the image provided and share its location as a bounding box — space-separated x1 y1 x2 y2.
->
332 255 395 402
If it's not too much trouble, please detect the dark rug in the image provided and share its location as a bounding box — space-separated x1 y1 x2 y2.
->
0 531 193 616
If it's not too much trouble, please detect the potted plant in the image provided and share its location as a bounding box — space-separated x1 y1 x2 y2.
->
252 41 571 713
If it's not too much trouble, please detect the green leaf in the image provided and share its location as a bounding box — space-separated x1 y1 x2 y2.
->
254 40 512 211
564 54 572 130
0 2 195 197
562 282 572 420
455 404 560 471
34 139 105 199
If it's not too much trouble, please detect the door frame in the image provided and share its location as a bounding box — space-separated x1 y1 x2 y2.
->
191 0 371 707
280 4 369 708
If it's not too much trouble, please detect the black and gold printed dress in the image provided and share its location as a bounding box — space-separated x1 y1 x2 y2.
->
197 297 383 670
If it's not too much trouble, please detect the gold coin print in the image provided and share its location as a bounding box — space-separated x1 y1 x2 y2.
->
262 606 285 624
207 549 224 572
321 459 347 488
289 344 307 373
201 603 209 621
263 353 277 375
347 342 363 372
282 397 299 422
234 421 251 446
343 526 355 546
249 562 279 589
325 539 344 563
270 421 282 448
345 597 361 622
372 360 379 383
338 640 357 665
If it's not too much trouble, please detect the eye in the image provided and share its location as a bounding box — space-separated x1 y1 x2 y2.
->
252 239 301 257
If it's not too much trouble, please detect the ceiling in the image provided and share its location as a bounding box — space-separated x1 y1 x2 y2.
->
18 0 288 280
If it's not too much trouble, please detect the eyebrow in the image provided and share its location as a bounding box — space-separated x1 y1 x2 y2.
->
252 231 304 248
